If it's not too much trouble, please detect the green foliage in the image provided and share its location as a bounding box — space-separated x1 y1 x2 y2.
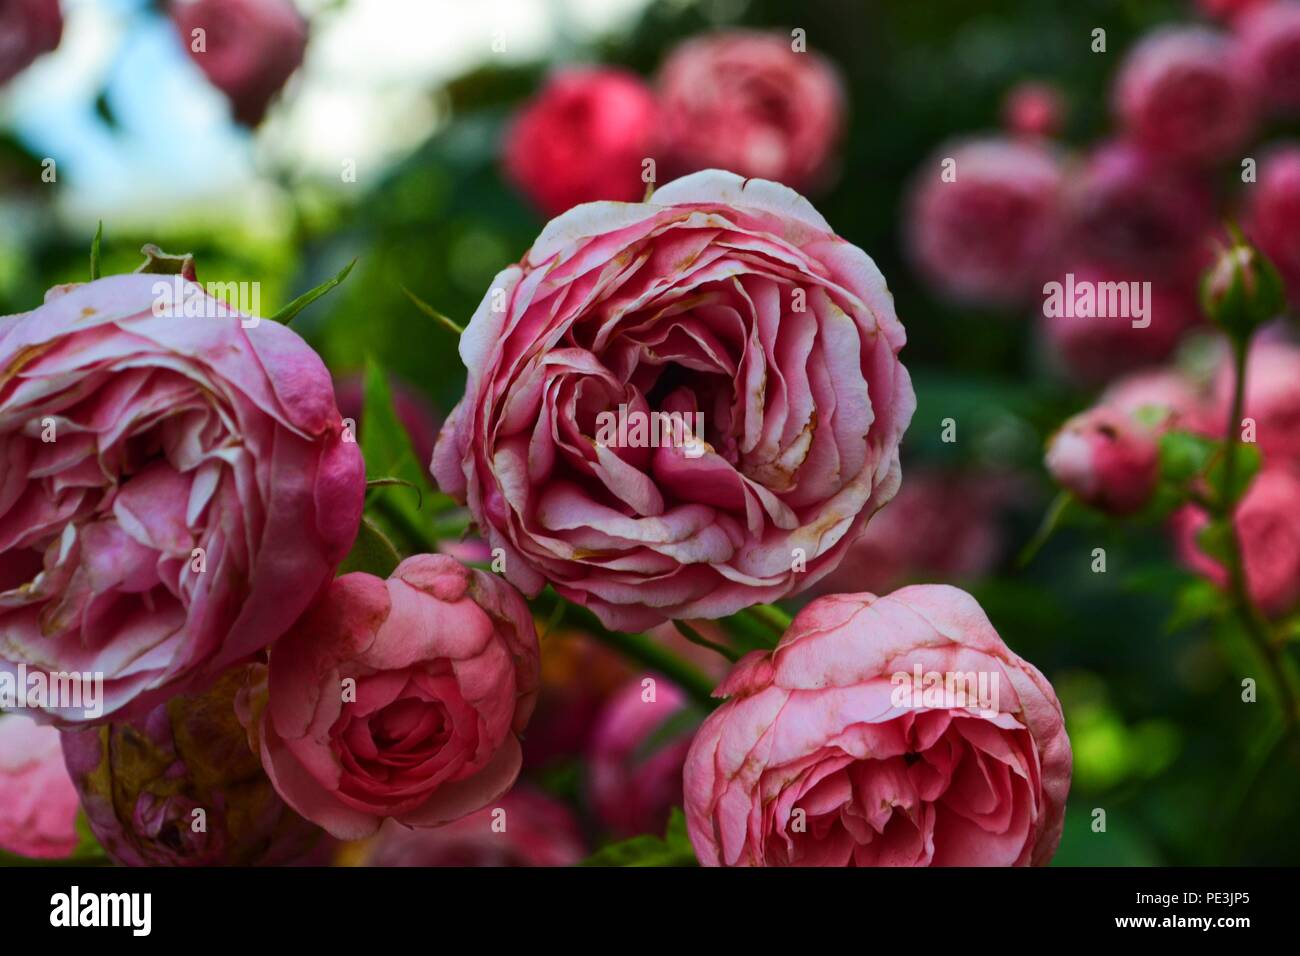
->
582 809 698 867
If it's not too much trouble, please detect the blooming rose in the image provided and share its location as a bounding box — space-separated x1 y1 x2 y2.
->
1113 26 1256 166
1247 144 1300 307
243 554 541 840
587 680 696 838
1045 405 1162 515
809 470 1011 597
1211 340 1300 468
684 585 1071 866
906 137 1066 307
1063 141 1215 284
1235 2 1300 115
0 713 80 859
657 31 844 192
1001 82 1067 138
504 68 661 219
1173 468 1300 616
1040 265 1200 385
0 273 364 723
0 0 61 86
432 170 915 630
61 664 324 866
171 0 308 126
357 787 585 867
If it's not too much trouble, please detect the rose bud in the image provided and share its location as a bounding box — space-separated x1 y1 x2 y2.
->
1211 340 1300 468
906 137 1066 307
1064 140 1216 284
243 554 541 840
355 787 585 867
1045 405 1162 515
587 680 697 838
1040 264 1200 385
171 0 308 127
1246 144 1300 308
0 270 364 724
433 170 915 630
810 470 1010 597
60 664 325 866
504 67 661 219
657 30 844 192
1235 1 1300 116
1002 81 1066 138
1173 468 1300 616
684 585 1071 866
1113 26 1256 167
0 0 62 86
0 714 80 859
1201 241 1287 341
1102 367 1212 435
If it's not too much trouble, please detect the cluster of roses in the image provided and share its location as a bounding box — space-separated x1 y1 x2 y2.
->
906 0 1300 386
0 165 1072 868
0 0 307 126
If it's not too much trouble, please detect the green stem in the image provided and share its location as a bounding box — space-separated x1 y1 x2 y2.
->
747 603 793 637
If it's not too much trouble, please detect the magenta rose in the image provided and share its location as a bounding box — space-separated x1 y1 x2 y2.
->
61 664 324 866
359 787 585 867
906 137 1066 307
0 713 80 859
684 585 1072 867
244 554 541 840
1173 468 1300 616
1113 26 1256 166
1045 404 1162 516
1247 144 1300 307
657 31 844 192
1235 1 1300 115
0 273 364 724
1063 140 1215 284
504 67 661 219
432 170 915 630
587 679 695 838
171 0 307 126
0 0 61 86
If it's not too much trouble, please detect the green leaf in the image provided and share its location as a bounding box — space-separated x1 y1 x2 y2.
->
1195 518 1234 566
1207 441 1262 505
89 221 103 281
270 258 356 325
401 285 464 335
1166 578 1228 632
337 516 402 578
1158 430 1219 486
581 808 698 867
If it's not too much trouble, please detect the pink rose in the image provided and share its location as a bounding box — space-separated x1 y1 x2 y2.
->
61 664 324 866
684 585 1072 866
1198 0 1273 23
1235 1 1300 115
1063 141 1215 285
906 137 1066 307
1211 340 1300 468
504 68 661 219
1002 82 1067 138
1114 26 1256 166
657 31 844 192
587 680 695 838
245 554 541 840
1173 468 1300 616
171 0 307 126
1040 265 1200 385
0 274 364 723
1045 405 1162 515
359 787 585 867
1103 368 1212 434
1246 144 1300 307
432 170 915 630
0 0 61 86
809 470 1011 597
0 714 79 859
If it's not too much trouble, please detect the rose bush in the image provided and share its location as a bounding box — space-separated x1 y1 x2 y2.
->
0 273 364 723
433 170 915 630
684 585 1071 866
242 554 540 840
